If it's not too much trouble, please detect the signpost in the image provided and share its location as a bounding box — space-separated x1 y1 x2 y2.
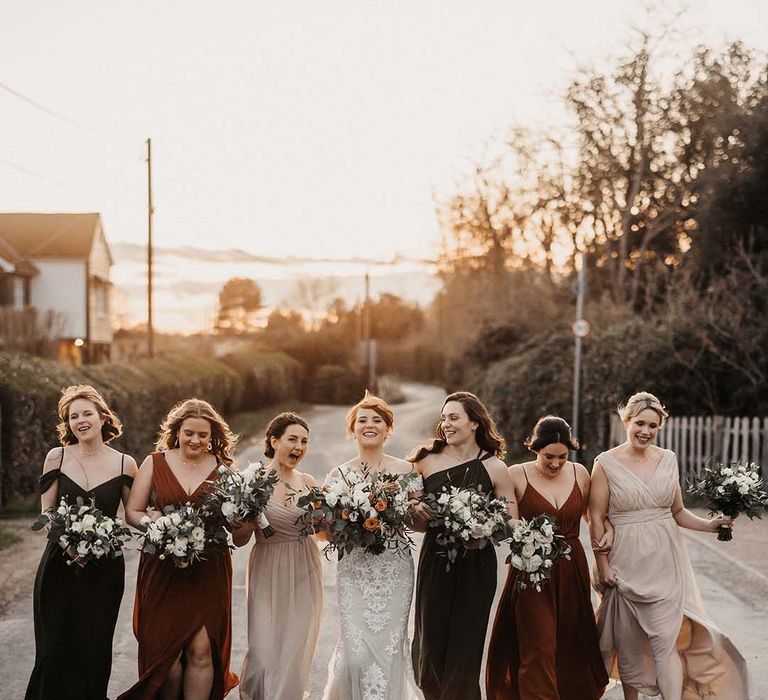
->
572 250 589 456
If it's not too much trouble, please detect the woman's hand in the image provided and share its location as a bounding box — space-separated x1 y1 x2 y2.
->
592 527 614 554
64 545 86 568
709 514 735 533
465 537 488 550
172 556 189 569
408 498 435 526
596 562 619 589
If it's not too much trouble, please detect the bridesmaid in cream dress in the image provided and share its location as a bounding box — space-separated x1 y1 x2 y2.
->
589 391 751 700
234 412 323 700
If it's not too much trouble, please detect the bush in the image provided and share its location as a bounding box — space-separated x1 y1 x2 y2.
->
474 317 698 465
0 350 296 503
219 351 304 410
304 364 366 405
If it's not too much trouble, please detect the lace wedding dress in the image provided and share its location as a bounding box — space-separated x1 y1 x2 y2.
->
322 471 423 700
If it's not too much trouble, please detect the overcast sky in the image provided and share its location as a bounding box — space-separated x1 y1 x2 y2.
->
2 0 767 264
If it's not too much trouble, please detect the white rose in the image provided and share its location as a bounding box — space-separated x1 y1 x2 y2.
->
738 484 750 495
76 541 89 556
78 505 89 515
57 505 68 516
172 543 187 558
510 554 523 569
325 492 339 508
170 512 182 526
221 501 236 519
525 554 543 572
191 527 205 542
69 521 82 533
140 515 152 527
59 535 68 546
521 542 536 558
437 493 450 505
80 514 97 532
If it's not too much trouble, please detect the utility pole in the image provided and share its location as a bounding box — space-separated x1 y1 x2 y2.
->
146 138 154 358
363 270 375 389
571 250 590 457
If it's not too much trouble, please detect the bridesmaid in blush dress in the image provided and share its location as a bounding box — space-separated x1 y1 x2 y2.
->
26 385 137 700
409 391 518 700
234 412 323 700
486 416 608 700
589 391 751 700
120 399 240 700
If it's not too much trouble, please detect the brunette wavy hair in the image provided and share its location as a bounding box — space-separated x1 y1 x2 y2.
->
524 415 579 452
155 398 237 466
408 391 506 462
263 412 309 458
57 384 123 445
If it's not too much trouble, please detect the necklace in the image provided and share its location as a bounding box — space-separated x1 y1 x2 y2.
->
535 462 562 481
179 453 205 469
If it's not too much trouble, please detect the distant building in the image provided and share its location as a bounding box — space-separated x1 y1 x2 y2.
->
0 213 113 363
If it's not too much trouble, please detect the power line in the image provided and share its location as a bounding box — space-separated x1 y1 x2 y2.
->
0 154 66 186
0 79 115 138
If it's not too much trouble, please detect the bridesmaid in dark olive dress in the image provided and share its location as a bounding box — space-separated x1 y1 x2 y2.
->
408 391 518 700
26 385 137 700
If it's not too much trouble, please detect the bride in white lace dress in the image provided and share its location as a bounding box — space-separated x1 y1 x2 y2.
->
322 392 424 700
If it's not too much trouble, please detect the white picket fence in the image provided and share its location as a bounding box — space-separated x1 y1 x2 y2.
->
609 415 768 485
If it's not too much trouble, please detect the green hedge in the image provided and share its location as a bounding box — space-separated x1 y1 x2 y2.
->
474 318 688 465
0 349 303 503
219 350 304 410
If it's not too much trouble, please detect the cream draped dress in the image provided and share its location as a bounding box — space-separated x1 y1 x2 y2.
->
595 448 752 699
239 499 323 700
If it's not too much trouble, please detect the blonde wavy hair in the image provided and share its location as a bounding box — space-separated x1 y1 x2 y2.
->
57 384 122 445
155 398 237 466
617 391 669 424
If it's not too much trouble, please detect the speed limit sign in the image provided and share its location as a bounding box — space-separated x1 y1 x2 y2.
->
572 319 591 338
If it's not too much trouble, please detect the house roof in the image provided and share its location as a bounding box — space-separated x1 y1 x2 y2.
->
0 213 110 263
0 235 39 276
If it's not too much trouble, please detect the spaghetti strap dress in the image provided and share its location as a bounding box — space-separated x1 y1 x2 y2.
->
486 464 607 700
26 450 132 700
117 452 238 700
412 451 497 700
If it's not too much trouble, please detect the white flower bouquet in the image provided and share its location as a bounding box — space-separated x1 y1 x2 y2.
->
140 503 226 567
32 496 132 567
297 465 414 559
688 461 768 541
506 514 571 591
422 485 509 571
203 462 279 537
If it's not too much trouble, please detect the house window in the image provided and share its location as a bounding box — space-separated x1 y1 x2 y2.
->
12 277 24 309
94 283 109 316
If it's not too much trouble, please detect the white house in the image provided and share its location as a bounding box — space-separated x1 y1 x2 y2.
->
0 213 114 363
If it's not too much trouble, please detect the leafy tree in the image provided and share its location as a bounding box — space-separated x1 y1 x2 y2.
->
216 278 263 334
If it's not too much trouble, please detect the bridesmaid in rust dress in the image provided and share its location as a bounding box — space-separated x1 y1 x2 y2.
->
119 399 240 700
486 416 609 700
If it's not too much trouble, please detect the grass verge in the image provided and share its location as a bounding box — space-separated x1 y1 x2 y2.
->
0 526 22 550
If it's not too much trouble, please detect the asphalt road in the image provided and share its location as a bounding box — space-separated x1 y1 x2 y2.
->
1 383 765 699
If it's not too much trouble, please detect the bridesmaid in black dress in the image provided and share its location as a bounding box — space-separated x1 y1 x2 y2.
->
408 391 518 700
26 384 137 700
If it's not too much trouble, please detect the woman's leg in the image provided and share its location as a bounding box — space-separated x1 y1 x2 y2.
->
159 653 183 700
657 651 683 700
183 626 214 700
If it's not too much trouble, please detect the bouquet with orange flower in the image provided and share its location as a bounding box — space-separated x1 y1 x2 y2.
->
297 465 415 559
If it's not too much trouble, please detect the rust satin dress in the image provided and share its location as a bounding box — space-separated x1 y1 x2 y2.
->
486 465 607 700
118 452 238 700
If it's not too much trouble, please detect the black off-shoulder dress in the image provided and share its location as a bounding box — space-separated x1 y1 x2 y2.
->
25 451 132 700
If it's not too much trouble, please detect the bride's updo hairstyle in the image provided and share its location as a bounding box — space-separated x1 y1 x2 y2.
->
345 391 394 434
524 416 579 452
618 391 669 425
264 412 309 458
408 391 506 462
